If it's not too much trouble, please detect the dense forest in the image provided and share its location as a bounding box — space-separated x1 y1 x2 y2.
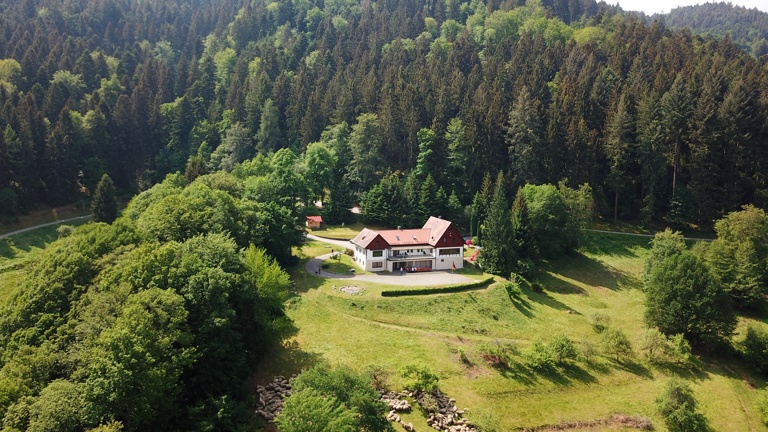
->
1 0 768 430
0 0 766 231
654 2 768 58
0 167 307 430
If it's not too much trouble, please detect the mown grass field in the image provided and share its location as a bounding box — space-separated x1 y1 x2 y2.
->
268 231 768 431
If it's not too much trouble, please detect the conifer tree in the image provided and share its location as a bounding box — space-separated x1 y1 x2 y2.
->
92 174 118 224
479 173 514 276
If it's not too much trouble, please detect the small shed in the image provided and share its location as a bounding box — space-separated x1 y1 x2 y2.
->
306 215 323 230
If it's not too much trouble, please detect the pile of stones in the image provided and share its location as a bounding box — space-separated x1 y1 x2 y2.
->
423 390 477 432
255 375 295 422
382 391 414 431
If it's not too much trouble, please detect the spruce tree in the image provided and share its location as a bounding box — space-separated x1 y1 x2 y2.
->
91 174 118 224
479 173 514 276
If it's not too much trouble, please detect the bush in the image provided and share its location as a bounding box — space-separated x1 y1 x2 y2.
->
479 341 518 368
416 393 439 414
656 378 708 432
381 277 494 297
548 335 578 364
399 365 439 395
523 339 555 371
665 334 693 365
758 390 768 427
590 312 611 333
742 325 768 376
602 328 633 362
502 282 522 299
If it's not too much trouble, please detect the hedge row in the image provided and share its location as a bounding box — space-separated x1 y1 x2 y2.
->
380 277 495 297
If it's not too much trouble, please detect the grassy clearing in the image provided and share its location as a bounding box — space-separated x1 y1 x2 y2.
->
308 222 386 240
261 230 768 431
322 253 372 275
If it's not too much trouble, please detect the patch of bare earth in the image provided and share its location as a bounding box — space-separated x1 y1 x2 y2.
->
518 414 653 431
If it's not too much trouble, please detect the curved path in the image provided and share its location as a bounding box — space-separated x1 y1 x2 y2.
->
0 215 91 239
304 234 473 286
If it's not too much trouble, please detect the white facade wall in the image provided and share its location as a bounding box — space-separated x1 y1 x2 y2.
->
433 246 464 270
353 244 463 272
352 245 388 272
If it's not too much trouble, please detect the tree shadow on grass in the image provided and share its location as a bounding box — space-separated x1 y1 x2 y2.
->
286 259 327 294
252 339 324 386
505 288 534 318
541 252 639 292
0 240 14 260
495 360 539 386
653 360 709 381
524 289 577 314
610 358 654 380
579 231 650 258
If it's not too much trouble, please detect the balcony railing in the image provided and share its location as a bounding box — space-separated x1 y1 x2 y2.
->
387 251 435 261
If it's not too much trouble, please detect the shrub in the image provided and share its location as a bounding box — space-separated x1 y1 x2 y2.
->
502 282 522 299
665 334 693 365
548 335 578 364
655 378 708 432
602 328 633 362
758 390 768 427
580 340 598 364
399 365 439 395
640 328 668 363
479 341 518 368
523 339 555 371
742 325 768 376
590 312 611 333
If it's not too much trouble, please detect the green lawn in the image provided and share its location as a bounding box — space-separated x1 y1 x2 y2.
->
262 231 767 431
322 253 371 275
308 222 386 240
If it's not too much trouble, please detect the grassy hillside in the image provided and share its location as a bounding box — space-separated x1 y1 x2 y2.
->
263 232 767 431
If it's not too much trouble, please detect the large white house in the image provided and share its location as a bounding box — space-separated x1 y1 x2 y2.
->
349 217 464 272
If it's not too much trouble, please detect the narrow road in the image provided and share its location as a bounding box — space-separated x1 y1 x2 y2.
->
585 228 713 242
305 233 353 249
0 215 92 239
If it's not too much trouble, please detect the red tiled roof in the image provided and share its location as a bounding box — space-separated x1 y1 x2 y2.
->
422 216 453 244
306 216 323 222
378 229 432 246
352 217 459 249
350 228 386 249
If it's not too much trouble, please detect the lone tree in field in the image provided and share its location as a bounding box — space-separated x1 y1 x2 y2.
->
645 251 736 347
91 174 118 224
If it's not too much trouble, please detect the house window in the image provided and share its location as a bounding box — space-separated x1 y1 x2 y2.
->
372 262 383 268
439 248 461 256
372 250 383 257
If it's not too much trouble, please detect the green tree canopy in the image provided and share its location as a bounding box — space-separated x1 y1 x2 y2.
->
645 251 736 346
706 205 768 307
91 174 118 224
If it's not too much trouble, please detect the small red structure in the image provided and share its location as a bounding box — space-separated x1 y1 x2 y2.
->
306 215 323 230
